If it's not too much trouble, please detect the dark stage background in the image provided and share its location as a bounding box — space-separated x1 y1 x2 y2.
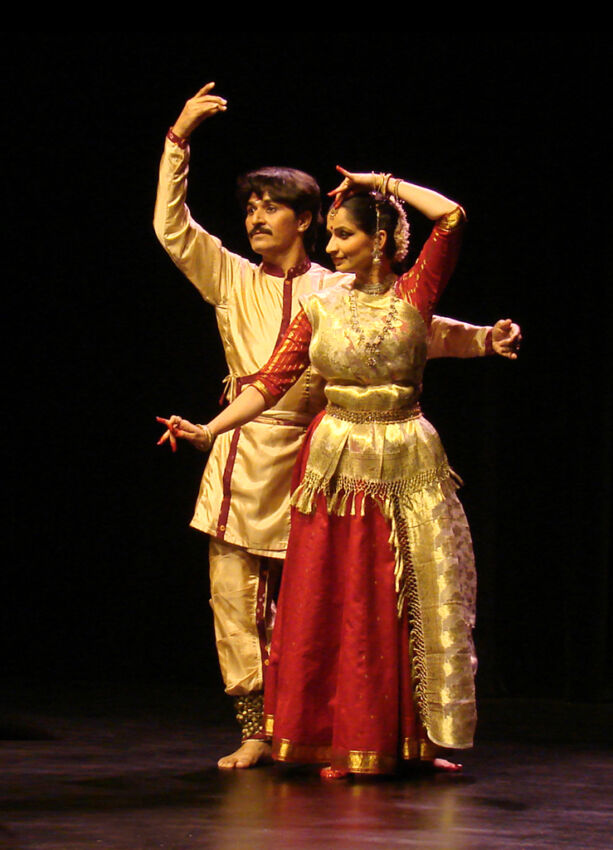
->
3 33 610 706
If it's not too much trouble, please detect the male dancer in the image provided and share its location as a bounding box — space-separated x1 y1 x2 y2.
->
154 83 521 769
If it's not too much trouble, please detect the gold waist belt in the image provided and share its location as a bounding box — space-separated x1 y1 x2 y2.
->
326 403 422 424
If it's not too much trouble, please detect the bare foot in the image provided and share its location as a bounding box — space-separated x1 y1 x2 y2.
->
320 766 350 780
217 740 273 769
432 757 462 772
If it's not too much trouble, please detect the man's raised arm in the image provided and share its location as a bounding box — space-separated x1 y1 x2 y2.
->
154 82 240 305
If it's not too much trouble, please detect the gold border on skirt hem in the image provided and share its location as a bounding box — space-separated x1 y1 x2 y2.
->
273 738 332 764
269 733 441 773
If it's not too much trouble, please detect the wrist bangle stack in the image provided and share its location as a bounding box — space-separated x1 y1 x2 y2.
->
167 126 189 149
373 173 398 196
197 424 214 452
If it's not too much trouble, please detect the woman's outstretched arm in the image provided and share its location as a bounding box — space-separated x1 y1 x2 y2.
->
158 310 313 452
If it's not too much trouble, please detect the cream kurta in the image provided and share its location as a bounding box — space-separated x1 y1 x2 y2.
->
154 138 492 556
154 138 348 554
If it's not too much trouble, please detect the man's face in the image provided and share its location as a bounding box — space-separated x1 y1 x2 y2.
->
245 192 305 259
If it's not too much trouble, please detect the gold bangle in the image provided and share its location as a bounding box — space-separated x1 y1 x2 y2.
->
197 424 214 452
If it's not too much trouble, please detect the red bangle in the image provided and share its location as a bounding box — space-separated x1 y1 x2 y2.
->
167 126 188 149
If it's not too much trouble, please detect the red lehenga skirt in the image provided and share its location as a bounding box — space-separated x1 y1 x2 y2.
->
263 413 437 774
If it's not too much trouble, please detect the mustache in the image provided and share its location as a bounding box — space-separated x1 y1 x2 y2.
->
249 226 272 237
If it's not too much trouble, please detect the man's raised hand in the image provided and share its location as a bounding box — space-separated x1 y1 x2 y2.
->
172 82 227 140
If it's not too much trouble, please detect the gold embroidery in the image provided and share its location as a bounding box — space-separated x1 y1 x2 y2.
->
291 463 453 516
343 750 398 774
437 205 466 231
264 713 274 737
401 737 438 760
327 403 421 424
251 378 277 407
273 738 332 763
271 734 439 770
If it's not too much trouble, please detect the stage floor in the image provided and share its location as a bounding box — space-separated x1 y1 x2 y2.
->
2 683 612 849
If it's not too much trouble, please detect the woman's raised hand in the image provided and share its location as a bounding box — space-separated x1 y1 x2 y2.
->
328 166 376 208
172 82 227 140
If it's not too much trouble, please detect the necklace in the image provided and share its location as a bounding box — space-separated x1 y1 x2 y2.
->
354 273 396 296
348 288 399 367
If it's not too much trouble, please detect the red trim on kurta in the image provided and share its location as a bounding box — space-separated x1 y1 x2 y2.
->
261 256 311 280
273 258 311 349
215 373 263 537
273 280 293 349
166 127 188 149
261 262 284 278
215 425 242 540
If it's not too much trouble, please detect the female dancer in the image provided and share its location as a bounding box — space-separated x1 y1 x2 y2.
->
160 167 477 776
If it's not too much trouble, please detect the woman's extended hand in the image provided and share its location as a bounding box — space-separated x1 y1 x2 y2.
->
156 416 213 453
172 82 227 140
328 165 376 208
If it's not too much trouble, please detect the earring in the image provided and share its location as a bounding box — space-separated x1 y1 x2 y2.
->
372 202 383 273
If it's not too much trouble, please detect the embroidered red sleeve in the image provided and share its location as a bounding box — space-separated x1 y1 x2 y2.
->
394 206 466 325
251 309 313 405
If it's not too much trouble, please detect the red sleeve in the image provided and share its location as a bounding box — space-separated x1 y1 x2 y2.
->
394 206 466 325
251 309 313 406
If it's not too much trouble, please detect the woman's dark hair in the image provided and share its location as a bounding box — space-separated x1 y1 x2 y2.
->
237 167 323 252
339 191 403 266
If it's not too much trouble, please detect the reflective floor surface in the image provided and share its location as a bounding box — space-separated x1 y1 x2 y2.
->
2 684 612 849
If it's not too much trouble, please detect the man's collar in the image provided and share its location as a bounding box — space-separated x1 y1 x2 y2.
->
261 256 312 279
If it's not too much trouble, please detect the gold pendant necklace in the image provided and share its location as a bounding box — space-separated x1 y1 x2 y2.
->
349 288 399 367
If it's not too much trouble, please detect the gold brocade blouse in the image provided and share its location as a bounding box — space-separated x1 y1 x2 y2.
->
255 207 466 415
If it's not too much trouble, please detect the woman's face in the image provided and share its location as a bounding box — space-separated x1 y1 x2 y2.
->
325 206 376 276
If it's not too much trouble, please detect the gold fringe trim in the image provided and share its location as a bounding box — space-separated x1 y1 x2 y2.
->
291 463 453 517
386 498 430 729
